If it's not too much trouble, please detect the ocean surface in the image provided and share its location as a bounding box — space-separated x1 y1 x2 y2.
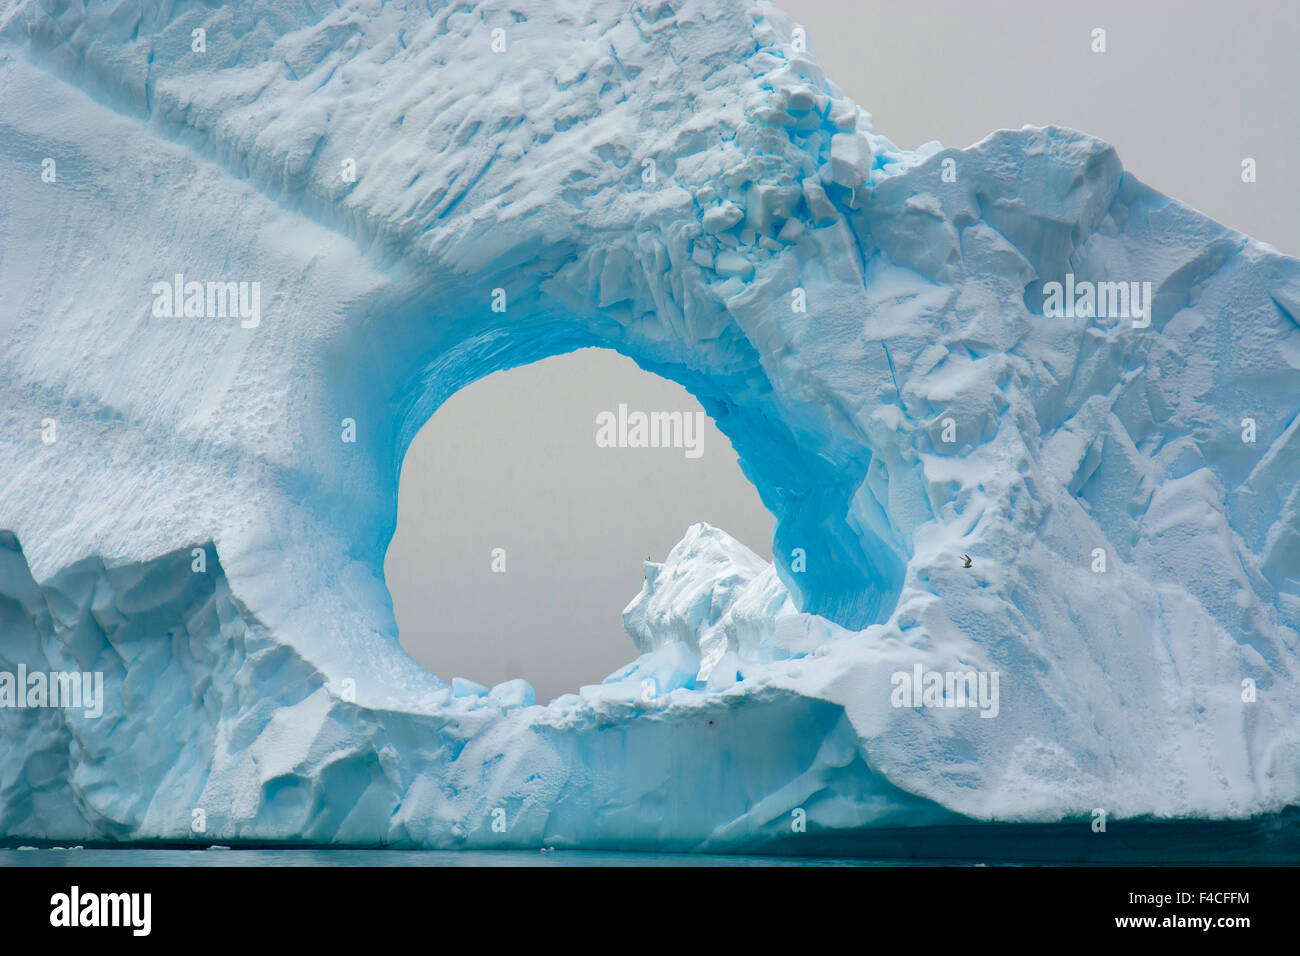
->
3 812 1298 867
1 848 905 867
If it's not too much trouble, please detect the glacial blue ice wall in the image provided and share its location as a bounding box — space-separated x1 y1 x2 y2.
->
0 0 1297 848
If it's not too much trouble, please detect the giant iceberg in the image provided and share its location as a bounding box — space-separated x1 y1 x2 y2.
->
1 0 1297 851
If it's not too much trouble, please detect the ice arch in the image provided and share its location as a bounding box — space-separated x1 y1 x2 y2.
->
343 293 907 641
1 0 1298 848
0 0 926 846
385 347 774 702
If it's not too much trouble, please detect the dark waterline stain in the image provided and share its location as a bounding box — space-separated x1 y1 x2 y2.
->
4 809 1297 866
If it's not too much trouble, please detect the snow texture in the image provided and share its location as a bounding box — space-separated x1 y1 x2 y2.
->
0 0 1297 848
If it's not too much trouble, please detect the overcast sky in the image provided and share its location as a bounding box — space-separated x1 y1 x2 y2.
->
385 0 1298 703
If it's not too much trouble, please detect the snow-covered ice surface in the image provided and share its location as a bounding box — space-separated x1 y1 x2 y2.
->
0 0 1297 851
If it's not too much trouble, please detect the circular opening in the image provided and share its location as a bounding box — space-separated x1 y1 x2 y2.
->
384 347 774 703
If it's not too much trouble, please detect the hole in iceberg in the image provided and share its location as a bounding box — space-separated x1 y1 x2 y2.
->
384 347 774 703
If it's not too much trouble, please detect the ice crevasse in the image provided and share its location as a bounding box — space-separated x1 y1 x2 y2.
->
0 0 1297 849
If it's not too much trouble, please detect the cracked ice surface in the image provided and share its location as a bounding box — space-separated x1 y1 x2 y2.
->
0 0 1297 848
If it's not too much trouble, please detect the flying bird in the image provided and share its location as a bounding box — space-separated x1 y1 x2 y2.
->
961 554 973 569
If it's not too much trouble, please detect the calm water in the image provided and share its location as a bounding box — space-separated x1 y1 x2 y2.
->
0 848 900 867
4 812 1297 866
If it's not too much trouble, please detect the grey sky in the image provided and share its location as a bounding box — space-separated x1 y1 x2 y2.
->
782 0 1298 256
385 0 1298 703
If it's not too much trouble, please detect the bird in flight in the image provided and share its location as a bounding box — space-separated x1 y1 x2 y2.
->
961 554 972 569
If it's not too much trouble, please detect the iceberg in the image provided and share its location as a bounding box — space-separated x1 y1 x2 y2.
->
0 0 1297 850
